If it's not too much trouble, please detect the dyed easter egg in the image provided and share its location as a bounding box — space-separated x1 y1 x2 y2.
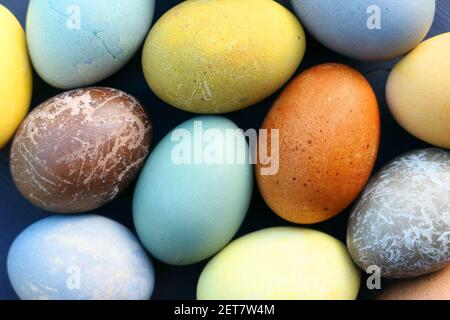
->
347 148 450 279
387 33 450 149
7 215 154 300
197 227 360 300
290 0 435 61
26 0 155 89
10 88 152 213
142 0 306 114
0 5 32 149
133 116 252 265
256 64 380 224
378 266 450 300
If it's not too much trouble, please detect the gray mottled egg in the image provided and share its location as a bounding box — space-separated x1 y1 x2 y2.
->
10 87 152 214
347 148 450 278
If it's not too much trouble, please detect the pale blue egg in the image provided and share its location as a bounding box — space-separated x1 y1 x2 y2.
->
26 0 155 88
290 0 435 61
133 116 253 266
7 215 154 300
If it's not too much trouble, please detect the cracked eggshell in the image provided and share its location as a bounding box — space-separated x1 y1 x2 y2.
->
387 33 450 149
10 87 152 214
133 116 253 265
197 227 361 300
377 265 450 300
26 0 155 89
7 215 154 300
142 0 306 114
256 64 380 224
347 148 450 279
0 5 32 149
290 0 435 61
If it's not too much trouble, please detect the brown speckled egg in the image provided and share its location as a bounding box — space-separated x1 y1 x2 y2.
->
378 266 450 300
10 87 152 213
256 63 380 224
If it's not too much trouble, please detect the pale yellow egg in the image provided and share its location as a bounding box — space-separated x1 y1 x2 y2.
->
142 0 306 114
197 227 360 300
0 5 32 149
387 33 450 149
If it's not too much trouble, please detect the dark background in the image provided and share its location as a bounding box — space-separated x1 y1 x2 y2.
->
0 0 449 300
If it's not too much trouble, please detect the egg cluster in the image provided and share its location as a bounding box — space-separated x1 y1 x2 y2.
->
1 0 449 300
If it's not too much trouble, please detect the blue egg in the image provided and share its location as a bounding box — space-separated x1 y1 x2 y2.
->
7 215 154 300
133 116 253 266
290 0 435 61
26 0 155 88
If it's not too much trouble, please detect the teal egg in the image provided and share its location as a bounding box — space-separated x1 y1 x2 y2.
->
26 0 155 89
133 116 253 266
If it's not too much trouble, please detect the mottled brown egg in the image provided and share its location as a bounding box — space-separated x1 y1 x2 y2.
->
256 63 380 224
378 266 450 300
10 88 152 213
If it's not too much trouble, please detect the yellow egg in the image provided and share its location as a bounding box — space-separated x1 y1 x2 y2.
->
142 0 306 114
387 33 450 149
0 5 32 149
197 227 360 300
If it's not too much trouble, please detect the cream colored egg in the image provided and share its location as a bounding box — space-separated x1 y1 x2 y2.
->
387 33 450 149
0 5 32 149
197 227 360 300
142 0 306 114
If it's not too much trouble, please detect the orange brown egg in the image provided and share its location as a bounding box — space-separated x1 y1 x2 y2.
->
378 266 450 300
256 63 380 224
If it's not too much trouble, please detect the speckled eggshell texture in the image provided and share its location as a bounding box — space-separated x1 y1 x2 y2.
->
133 116 253 266
142 0 306 114
256 63 380 224
378 266 450 300
0 5 32 149
7 215 154 300
387 32 450 149
10 87 152 214
347 148 450 279
290 0 436 61
26 0 155 89
197 227 361 300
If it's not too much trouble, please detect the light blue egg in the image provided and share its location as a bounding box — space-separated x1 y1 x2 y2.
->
7 215 154 300
133 116 253 266
290 0 435 61
26 0 155 88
